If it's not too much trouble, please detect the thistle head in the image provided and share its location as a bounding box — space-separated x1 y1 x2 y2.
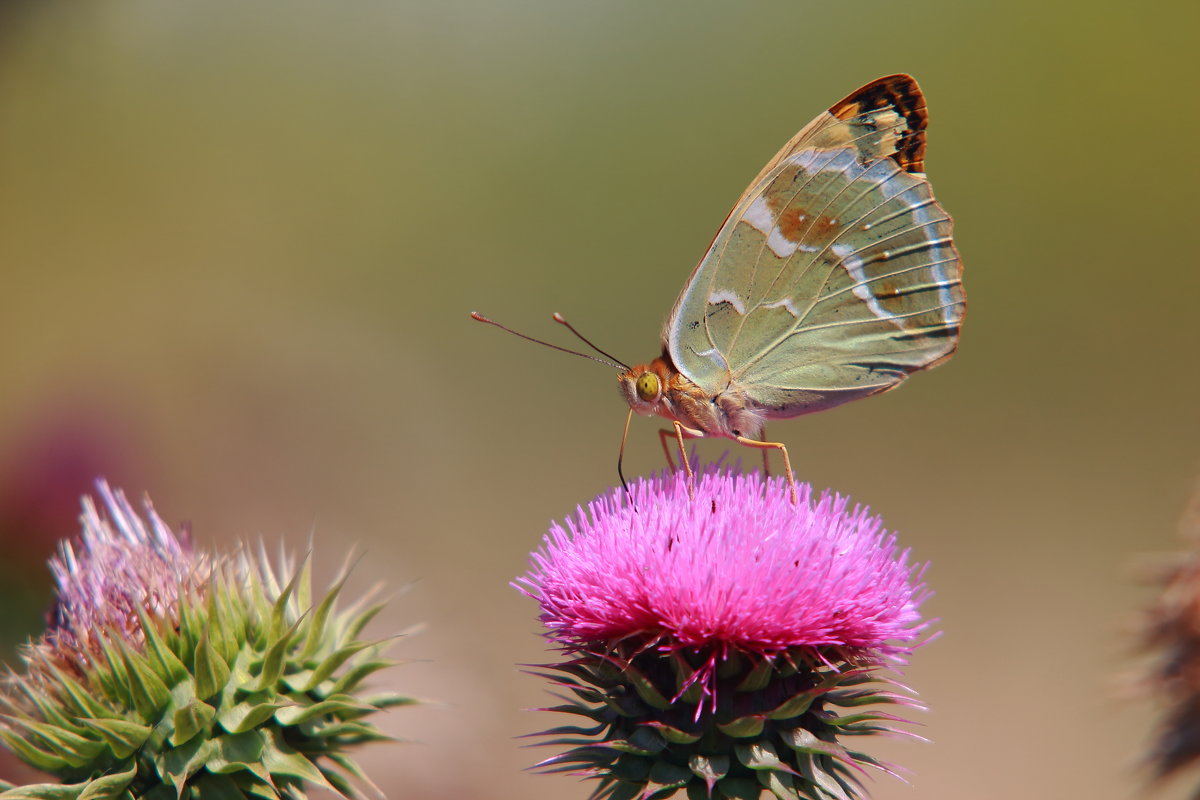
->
1141 478 1200 788
36 486 208 679
0 481 411 800
516 464 931 799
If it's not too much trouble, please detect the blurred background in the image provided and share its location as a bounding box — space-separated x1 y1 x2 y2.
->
1 2 1197 798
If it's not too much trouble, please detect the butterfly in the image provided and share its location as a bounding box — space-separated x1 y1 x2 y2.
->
476 74 965 500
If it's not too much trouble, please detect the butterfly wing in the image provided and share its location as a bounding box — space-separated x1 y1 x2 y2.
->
665 74 965 418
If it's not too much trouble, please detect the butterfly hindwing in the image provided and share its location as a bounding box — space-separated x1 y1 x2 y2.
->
665 74 965 418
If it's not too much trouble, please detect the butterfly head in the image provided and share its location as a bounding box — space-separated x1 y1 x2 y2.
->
618 358 673 418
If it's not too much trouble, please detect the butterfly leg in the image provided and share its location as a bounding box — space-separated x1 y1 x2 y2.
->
660 422 704 498
657 427 692 473
735 435 796 504
758 427 772 477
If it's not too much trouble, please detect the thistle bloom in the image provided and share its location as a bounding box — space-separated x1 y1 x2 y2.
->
0 481 410 800
43 487 208 666
516 465 931 800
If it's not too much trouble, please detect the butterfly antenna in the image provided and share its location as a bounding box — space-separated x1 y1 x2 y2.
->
470 312 625 370
553 313 631 371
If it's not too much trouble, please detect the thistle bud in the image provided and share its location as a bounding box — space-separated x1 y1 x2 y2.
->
0 481 411 800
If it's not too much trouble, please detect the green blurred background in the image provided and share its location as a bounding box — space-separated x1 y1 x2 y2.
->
1 2 1197 798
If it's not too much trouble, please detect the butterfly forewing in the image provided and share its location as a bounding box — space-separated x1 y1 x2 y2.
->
666 74 964 418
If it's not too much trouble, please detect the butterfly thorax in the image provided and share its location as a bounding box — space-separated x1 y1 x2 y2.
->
618 354 765 442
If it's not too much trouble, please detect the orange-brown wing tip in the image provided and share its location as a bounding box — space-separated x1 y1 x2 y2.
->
830 74 928 173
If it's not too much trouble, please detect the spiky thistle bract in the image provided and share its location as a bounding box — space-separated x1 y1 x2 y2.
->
0 482 412 800
516 464 932 800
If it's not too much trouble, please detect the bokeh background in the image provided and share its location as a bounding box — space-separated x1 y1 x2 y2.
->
2 2 1198 798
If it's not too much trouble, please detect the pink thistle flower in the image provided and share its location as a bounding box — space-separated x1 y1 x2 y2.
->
43 481 209 671
516 464 932 800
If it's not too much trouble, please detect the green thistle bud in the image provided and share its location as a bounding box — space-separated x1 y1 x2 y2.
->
0 482 412 800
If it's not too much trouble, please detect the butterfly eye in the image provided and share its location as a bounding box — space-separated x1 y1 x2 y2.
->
635 373 660 402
